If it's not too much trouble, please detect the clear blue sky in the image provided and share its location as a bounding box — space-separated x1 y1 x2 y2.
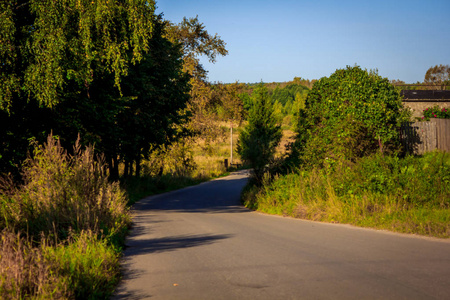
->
156 0 449 84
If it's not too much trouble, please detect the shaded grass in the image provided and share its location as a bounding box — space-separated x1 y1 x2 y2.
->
242 152 450 238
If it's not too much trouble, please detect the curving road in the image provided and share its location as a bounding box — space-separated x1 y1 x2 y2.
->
113 170 450 299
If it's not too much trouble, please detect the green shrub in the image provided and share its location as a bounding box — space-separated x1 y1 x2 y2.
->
331 152 450 207
293 66 410 168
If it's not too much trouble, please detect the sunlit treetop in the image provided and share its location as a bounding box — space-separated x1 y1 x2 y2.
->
164 16 228 80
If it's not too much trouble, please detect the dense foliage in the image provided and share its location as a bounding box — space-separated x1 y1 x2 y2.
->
0 0 155 112
241 65 450 239
270 82 308 110
0 3 191 177
293 66 409 168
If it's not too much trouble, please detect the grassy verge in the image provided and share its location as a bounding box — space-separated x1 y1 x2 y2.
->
242 152 450 238
0 136 130 299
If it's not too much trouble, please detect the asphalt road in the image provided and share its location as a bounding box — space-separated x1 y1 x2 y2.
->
113 170 450 300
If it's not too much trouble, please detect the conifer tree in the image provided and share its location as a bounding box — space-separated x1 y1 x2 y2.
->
237 85 282 182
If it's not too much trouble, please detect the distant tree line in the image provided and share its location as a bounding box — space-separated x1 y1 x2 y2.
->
391 64 450 90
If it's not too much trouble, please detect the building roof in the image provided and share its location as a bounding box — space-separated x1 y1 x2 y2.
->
401 90 450 102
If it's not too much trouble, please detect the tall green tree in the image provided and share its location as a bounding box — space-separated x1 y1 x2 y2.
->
237 85 282 182
43 15 190 178
165 16 228 139
117 16 191 176
0 0 154 175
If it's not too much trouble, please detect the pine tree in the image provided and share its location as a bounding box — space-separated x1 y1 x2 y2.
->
237 85 282 181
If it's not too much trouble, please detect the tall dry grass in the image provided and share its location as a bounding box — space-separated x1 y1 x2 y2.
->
0 229 69 299
0 135 130 241
0 135 130 299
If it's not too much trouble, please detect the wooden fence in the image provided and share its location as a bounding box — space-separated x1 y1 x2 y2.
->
400 119 450 154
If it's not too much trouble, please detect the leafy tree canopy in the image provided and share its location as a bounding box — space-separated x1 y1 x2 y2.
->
163 16 228 142
0 0 155 112
0 2 194 178
164 16 228 80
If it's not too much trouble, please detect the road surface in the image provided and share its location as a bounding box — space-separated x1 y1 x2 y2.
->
113 170 450 299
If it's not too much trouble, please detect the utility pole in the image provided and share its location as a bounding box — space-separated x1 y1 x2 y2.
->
230 120 233 165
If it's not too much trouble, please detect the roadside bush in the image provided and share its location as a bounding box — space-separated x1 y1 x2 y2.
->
330 152 450 208
293 66 410 168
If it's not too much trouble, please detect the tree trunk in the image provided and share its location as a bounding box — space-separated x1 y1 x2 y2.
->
110 156 119 179
129 161 134 177
378 138 384 154
135 156 141 177
124 161 129 177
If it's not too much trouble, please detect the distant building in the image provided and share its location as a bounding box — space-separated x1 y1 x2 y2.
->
401 90 450 118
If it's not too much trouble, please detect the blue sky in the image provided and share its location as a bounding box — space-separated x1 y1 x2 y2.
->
156 0 450 84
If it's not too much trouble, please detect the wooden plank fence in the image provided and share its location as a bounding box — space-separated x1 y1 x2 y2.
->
400 119 450 154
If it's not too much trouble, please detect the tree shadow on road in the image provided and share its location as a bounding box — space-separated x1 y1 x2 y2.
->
124 233 233 256
113 172 248 298
132 175 250 214
113 233 232 299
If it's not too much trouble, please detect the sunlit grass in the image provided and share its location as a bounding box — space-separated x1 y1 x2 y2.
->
242 152 450 238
